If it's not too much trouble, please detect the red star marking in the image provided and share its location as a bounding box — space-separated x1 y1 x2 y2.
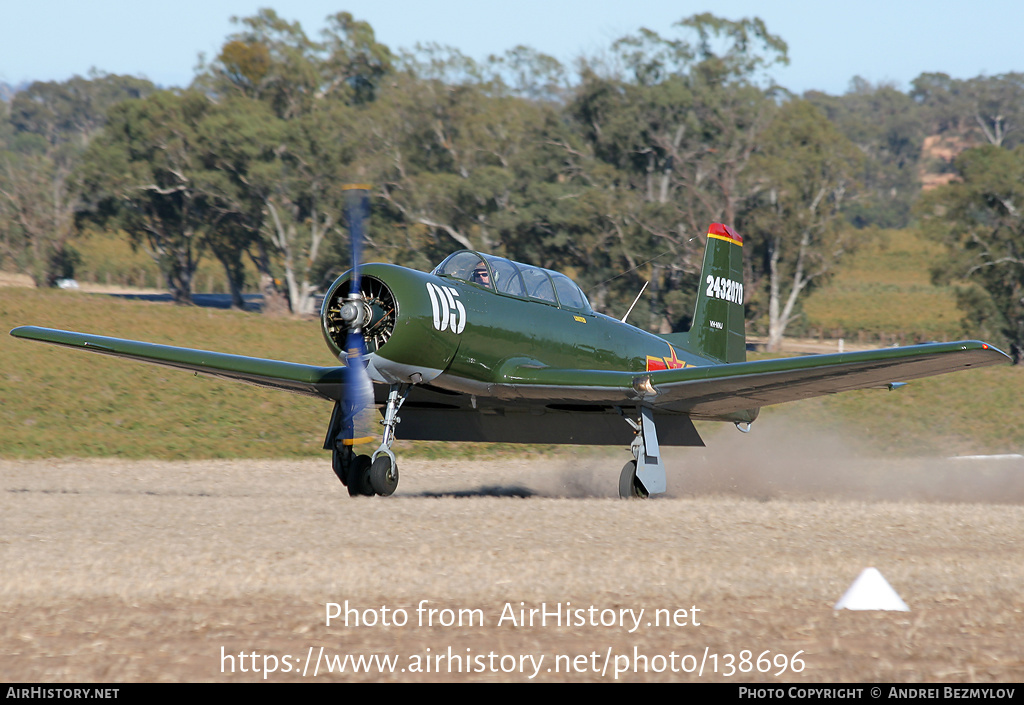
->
646 345 686 372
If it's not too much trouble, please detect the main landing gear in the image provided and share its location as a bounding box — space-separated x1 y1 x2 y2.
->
325 383 409 497
326 393 668 500
617 406 667 500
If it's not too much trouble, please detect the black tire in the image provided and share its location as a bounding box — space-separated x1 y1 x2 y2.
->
332 446 351 485
370 455 399 496
347 455 374 497
618 460 649 499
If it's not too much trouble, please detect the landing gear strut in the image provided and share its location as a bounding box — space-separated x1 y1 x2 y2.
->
367 383 409 496
618 406 667 499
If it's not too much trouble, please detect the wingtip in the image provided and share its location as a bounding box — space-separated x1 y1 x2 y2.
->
967 340 1013 362
944 341 1013 369
10 325 60 340
925 339 1012 362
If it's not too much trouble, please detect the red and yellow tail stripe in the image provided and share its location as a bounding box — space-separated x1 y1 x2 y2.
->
707 223 743 247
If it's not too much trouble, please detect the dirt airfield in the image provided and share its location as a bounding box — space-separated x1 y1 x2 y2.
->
2 421 1023 683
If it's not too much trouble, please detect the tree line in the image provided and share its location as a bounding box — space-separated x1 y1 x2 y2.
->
1 10 1022 358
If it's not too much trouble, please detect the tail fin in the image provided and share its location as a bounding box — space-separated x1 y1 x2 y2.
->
687 223 746 363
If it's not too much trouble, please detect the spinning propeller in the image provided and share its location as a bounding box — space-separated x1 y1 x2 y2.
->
325 185 402 496
326 186 407 496
337 185 375 450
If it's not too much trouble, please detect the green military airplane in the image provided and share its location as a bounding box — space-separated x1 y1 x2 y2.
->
8 192 1011 498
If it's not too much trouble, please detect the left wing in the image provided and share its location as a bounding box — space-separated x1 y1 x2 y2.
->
490 340 1011 418
9 326 350 401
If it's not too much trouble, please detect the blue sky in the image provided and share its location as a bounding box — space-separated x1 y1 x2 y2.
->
2 1 1022 96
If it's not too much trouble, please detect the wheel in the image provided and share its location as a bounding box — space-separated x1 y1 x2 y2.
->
347 455 374 497
618 460 649 499
370 455 399 496
332 446 351 485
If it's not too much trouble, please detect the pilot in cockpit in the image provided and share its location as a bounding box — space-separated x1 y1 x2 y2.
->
471 264 492 288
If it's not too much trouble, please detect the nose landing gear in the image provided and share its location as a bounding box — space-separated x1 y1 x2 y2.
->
325 383 409 497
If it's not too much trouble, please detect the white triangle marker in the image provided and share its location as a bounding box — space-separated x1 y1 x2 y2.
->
834 567 910 611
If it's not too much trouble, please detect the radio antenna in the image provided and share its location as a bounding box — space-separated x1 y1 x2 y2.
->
621 281 650 323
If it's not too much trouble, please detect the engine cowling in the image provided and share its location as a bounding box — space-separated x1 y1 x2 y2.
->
320 264 463 384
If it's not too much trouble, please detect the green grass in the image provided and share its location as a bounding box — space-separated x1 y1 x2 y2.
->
1 287 331 459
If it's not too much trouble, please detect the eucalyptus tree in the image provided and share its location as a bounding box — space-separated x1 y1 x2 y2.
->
193 9 394 312
191 96 284 309
738 99 865 351
256 101 366 314
0 147 79 286
563 13 788 331
912 72 1024 149
806 79 925 228
76 90 260 304
0 73 154 286
356 47 562 266
960 74 1024 149
918 144 1024 363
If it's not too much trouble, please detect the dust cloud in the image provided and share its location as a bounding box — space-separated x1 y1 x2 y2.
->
543 417 1024 504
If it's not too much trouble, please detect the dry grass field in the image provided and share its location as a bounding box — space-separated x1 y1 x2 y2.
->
3 418 1022 683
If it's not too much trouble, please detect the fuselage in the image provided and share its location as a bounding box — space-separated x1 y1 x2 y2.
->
320 253 719 396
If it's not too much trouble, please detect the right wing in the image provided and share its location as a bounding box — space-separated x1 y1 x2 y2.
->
486 340 1010 419
391 340 1009 444
642 340 1010 418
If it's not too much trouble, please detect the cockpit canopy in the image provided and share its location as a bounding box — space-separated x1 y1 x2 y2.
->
432 251 592 313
